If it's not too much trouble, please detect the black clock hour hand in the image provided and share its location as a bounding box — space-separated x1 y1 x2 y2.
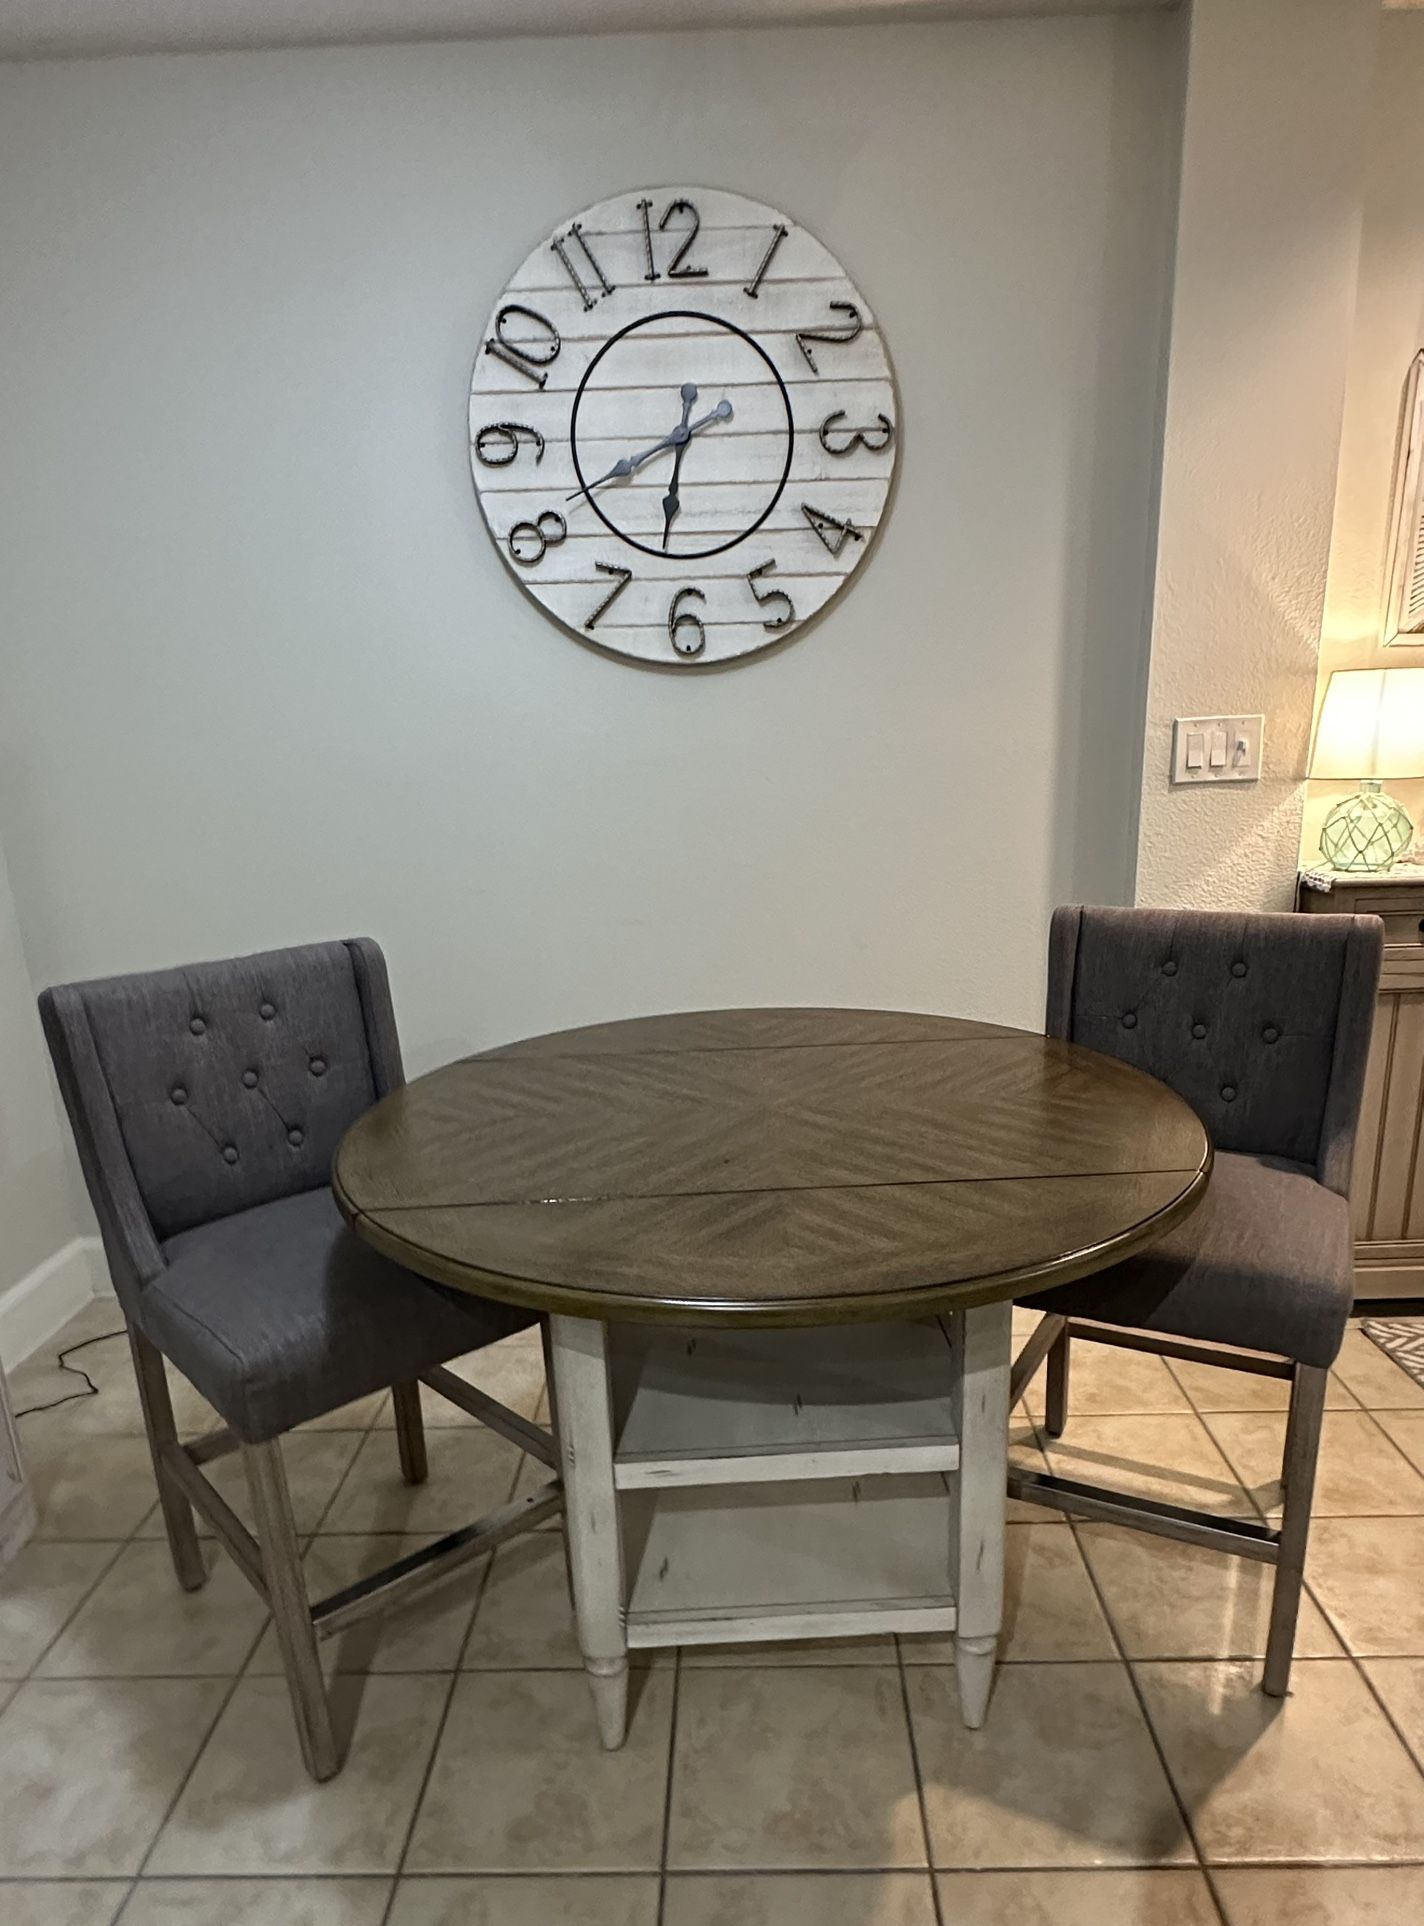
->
661 438 689 553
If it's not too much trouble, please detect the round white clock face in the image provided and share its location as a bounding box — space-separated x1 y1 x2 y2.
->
469 187 898 667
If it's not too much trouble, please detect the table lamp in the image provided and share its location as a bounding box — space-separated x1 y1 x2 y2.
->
1310 667 1424 871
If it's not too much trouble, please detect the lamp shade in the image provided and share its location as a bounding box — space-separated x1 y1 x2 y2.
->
1310 668 1424 781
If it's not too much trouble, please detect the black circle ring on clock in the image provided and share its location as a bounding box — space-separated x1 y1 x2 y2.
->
569 310 795 563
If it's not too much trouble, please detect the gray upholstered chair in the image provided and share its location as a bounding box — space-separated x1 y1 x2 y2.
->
39 939 561 1780
1012 905 1383 1696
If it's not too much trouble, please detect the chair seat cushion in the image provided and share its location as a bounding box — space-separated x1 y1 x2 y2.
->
1021 1152 1353 1369
140 1185 535 1442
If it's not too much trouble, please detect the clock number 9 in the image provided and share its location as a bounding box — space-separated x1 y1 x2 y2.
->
668 586 708 658
746 560 796 632
508 510 567 568
474 422 546 468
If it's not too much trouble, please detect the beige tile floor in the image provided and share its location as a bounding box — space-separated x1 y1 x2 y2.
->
3 1306 1424 1923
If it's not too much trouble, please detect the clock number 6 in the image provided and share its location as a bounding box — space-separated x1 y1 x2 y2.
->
668 586 707 658
746 560 796 632
508 510 567 568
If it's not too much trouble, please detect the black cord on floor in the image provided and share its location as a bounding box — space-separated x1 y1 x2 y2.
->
13 1327 128 1419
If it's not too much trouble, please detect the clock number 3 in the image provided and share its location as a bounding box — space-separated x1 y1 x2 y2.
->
668 586 708 658
508 510 567 568
818 411 894 457
746 560 796 632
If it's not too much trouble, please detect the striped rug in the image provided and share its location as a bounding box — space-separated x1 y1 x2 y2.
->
1364 1318 1424 1391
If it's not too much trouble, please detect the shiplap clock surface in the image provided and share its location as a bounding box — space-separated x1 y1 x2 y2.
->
469 187 898 666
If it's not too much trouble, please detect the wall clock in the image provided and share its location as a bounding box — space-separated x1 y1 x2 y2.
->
469 186 898 667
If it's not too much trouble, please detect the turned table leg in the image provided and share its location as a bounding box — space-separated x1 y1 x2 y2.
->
547 1313 628 1750
949 1299 1012 1727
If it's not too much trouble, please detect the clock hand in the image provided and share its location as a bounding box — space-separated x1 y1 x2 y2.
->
661 438 689 553
567 394 733 502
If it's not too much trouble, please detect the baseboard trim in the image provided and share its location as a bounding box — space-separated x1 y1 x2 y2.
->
0 1237 110 1370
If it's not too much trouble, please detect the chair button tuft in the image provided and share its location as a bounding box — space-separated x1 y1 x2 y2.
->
1121 1011 1138 1030
1220 1083 1237 1102
189 1017 206 1036
1162 959 1178 977
170 1085 187 1106
259 1001 276 1020
309 1057 326 1077
287 1126 305 1148
1191 1021 1207 1039
242 1068 259 1089
1262 1025 1280 1044
222 1143 239 1164
1230 960 1247 978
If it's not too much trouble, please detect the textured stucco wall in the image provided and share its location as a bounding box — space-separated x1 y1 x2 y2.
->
1303 11 1424 869
1135 0 1377 909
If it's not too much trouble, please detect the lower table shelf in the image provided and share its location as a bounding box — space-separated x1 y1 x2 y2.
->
622 1472 957 1650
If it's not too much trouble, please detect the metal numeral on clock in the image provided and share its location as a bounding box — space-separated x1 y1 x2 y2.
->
818 411 894 457
550 222 614 311
584 562 633 632
659 200 709 280
484 304 561 388
474 422 546 467
744 224 789 300
668 585 708 657
636 198 659 282
794 302 863 375
802 503 864 558
508 510 567 568
746 560 796 631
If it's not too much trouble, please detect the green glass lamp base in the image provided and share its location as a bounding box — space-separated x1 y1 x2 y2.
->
1319 780 1414 873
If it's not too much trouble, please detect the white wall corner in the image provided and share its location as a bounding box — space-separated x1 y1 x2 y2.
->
0 1237 112 1372
1134 0 1378 910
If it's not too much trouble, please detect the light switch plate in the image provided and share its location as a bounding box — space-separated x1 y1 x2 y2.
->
1171 714 1264 785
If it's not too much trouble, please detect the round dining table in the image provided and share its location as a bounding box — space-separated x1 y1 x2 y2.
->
334 1007 1209 1746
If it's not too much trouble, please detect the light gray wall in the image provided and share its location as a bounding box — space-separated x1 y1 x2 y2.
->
1305 9 1424 865
0 16 1179 1071
1134 0 1376 909
0 832 84 1297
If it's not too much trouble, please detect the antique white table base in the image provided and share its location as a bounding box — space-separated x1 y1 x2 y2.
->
547 1299 1013 1748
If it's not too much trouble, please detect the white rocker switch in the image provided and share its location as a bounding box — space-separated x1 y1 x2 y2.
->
1172 714 1264 785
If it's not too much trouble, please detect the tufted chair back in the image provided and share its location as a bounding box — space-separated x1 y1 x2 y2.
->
1046 906 1383 1197
39 939 403 1314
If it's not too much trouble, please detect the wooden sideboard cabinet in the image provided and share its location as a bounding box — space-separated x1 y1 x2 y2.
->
1298 867 1424 1305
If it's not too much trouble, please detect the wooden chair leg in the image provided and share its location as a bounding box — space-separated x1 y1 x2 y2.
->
391 1381 428 1486
1263 1361 1328 1698
243 1438 339 1781
127 1326 206 1592
1045 1326 1071 1438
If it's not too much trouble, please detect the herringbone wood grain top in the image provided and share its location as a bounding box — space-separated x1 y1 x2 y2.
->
334 1009 1211 1326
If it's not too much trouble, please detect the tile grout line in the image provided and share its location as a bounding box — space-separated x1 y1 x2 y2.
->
654 1647 683 1926
1061 1509 1232 1926
373 1437 521 1926
893 1636 945 1926
1290 1565 1424 1790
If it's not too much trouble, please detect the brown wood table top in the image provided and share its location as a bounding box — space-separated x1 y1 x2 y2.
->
334 1008 1211 1327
